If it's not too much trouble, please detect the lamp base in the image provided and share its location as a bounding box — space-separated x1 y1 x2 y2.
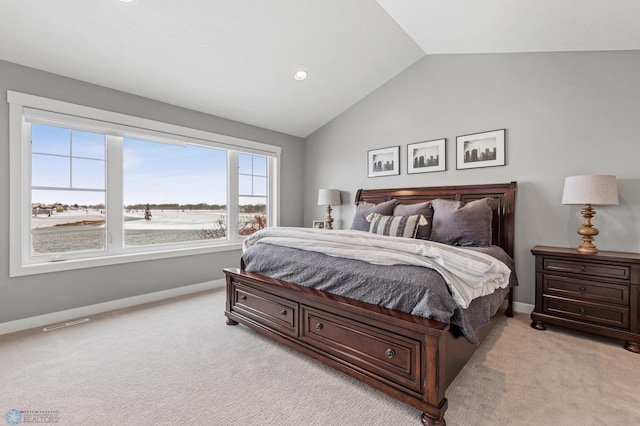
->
576 243 598 255
576 204 599 254
325 205 334 230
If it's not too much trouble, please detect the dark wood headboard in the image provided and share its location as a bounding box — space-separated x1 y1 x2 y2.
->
355 182 517 258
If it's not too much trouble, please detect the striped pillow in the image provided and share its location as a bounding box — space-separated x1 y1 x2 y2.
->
367 213 425 238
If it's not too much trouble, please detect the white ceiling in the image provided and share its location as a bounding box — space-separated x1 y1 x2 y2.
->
377 0 640 55
1 1 639 138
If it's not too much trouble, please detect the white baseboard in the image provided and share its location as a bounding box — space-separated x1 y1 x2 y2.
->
513 301 534 314
0 279 225 336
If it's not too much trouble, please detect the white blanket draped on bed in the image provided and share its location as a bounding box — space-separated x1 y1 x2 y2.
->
243 227 511 309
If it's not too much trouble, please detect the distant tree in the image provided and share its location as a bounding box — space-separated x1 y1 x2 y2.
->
144 203 152 221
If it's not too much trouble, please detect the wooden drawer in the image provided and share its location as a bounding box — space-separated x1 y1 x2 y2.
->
543 258 630 281
543 295 629 329
300 306 421 393
543 274 629 306
231 281 298 337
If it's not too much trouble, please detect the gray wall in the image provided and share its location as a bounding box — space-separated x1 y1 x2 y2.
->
0 59 305 323
304 51 640 306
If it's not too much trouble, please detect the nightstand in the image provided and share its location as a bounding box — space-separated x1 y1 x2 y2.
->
531 245 640 353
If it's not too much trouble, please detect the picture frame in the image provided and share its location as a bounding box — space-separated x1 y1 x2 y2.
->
407 139 446 174
368 146 400 177
456 129 505 170
312 220 325 229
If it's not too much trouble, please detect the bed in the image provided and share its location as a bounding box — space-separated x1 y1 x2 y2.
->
224 182 517 425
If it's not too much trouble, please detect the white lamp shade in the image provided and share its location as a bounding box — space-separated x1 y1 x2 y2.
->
317 189 341 206
561 175 619 205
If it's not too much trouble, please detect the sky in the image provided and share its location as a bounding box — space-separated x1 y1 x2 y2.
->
30 123 265 207
123 138 227 205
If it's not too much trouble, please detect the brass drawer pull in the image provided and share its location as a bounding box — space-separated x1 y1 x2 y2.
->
315 322 323 331
385 348 395 359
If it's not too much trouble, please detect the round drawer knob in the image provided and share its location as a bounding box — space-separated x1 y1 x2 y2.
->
580 265 587 272
280 309 287 316
385 348 395 359
579 307 586 314
315 323 323 331
579 287 586 292
240 295 247 300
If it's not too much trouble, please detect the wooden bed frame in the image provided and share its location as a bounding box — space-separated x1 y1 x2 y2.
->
224 182 517 425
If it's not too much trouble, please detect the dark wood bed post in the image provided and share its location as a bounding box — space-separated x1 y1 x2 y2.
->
225 278 239 325
503 181 517 317
421 412 446 426
421 331 448 426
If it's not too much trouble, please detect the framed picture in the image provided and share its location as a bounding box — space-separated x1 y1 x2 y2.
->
368 146 400 177
456 129 505 170
312 220 325 229
407 139 446 174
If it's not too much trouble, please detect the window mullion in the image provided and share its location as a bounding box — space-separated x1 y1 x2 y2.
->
68 129 73 188
228 152 239 239
106 135 124 252
20 116 32 265
269 156 279 227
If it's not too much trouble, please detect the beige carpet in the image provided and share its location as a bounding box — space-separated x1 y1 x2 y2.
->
1 288 638 426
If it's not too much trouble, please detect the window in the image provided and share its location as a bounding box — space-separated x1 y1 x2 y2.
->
31 125 107 257
238 153 268 236
9 91 280 277
122 138 228 247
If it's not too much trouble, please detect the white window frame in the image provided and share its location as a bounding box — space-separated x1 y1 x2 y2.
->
8 91 280 277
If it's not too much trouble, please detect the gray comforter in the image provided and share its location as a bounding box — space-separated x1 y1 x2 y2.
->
241 243 518 344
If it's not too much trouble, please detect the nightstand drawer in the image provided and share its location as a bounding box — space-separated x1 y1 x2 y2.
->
543 258 630 280
543 296 629 329
543 275 629 305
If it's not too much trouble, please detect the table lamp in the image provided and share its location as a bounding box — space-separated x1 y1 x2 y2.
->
561 175 619 254
317 189 341 230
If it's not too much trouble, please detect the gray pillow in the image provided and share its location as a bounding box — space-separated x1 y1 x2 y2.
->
350 199 398 232
394 201 433 240
429 197 493 246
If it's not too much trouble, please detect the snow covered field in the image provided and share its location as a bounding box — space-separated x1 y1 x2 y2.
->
32 209 106 228
124 209 226 230
32 209 227 229
31 209 236 253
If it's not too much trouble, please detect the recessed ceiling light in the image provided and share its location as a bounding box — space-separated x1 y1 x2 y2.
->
120 0 135 3
294 70 308 81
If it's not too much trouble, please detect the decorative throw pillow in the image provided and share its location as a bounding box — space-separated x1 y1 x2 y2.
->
350 199 398 232
367 213 426 238
429 197 494 246
393 201 433 240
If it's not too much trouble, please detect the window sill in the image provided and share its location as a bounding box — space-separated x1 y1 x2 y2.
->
10 242 244 277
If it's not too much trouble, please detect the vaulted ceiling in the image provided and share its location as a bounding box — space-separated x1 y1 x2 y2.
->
1 0 638 138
